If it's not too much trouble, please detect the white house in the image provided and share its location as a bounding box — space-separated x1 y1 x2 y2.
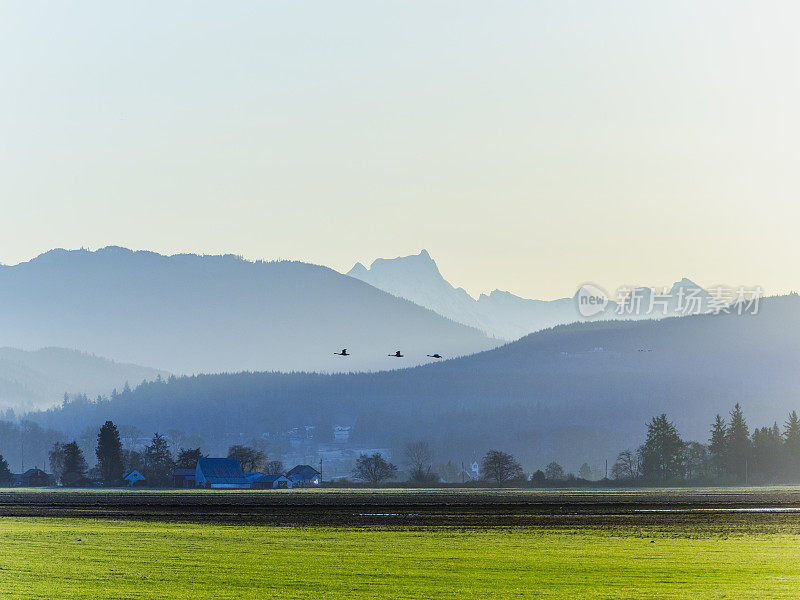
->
286 464 321 487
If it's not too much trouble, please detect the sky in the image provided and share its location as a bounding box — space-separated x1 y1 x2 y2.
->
1 1 798 300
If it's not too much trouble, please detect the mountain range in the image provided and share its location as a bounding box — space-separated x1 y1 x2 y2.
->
347 250 713 339
31 294 798 471
0 247 497 376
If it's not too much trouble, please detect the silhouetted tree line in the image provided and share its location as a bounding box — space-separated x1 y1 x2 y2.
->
610 404 800 485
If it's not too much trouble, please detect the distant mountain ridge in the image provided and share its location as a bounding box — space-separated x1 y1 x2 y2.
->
31 294 799 471
0 347 166 412
0 247 497 374
348 250 483 335
347 250 713 339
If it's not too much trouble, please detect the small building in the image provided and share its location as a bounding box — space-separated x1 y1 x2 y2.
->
195 458 249 489
123 470 146 487
333 425 351 442
243 472 264 485
252 474 293 489
11 468 53 487
286 464 321 487
21 468 53 487
173 468 196 488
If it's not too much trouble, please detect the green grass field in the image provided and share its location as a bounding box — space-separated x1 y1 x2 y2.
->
2 516 800 599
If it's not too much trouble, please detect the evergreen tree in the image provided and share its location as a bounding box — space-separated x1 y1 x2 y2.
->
95 421 124 486
784 410 800 480
751 424 783 483
122 449 144 473
709 415 727 455
176 448 204 469
0 454 11 485
708 414 728 479
61 441 87 487
725 403 751 482
683 442 710 481
639 414 684 482
143 433 175 487
530 469 546 486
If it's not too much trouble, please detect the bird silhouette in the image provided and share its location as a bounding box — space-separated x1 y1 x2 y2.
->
427 353 443 359
334 349 350 356
389 350 404 358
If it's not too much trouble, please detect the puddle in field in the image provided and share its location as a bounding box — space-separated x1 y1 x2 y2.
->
636 507 800 513
357 513 419 517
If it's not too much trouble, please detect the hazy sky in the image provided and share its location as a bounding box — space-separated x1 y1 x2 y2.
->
1 1 798 299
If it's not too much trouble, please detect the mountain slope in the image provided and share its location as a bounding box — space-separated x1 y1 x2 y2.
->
30 294 798 471
0 347 166 412
347 250 711 340
0 247 497 374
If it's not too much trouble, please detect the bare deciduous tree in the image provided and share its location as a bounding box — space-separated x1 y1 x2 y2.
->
544 461 565 481
405 441 437 483
352 453 397 484
611 449 639 481
48 442 66 484
266 460 284 475
227 445 266 473
481 449 523 486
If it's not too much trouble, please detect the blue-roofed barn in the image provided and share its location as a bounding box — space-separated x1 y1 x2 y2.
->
195 458 249 489
243 472 264 485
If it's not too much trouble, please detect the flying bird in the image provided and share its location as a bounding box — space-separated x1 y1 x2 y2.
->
427 354 443 359
334 349 350 356
389 350 404 358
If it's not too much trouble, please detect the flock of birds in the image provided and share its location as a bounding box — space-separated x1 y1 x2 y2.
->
334 349 442 359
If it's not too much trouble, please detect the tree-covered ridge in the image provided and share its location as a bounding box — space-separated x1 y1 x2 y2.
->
19 294 800 471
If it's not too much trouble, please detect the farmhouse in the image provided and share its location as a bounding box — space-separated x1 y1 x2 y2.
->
11 468 52 487
286 464 321 487
123 470 145 487
195 458 249 489
24 468 52 486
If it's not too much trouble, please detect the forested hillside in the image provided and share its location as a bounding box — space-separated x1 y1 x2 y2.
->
27 295 799 471
0 347 166 412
